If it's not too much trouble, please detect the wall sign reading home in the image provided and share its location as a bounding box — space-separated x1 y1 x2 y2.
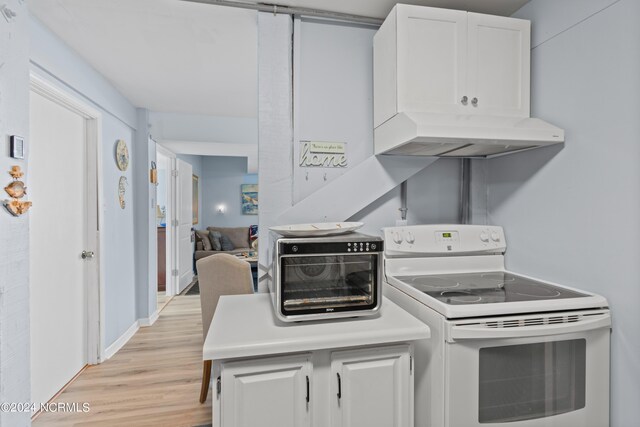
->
299 141 347 168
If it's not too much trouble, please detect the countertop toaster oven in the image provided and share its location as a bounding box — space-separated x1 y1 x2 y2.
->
267 231 383 322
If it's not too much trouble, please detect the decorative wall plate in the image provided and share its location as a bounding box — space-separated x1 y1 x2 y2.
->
115 139 129 171
118 176 127 209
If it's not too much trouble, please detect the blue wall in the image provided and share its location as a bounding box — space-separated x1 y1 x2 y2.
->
476 1 640 425
199 156 258 228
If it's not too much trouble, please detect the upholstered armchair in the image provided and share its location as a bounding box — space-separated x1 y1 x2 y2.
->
197 253 254 403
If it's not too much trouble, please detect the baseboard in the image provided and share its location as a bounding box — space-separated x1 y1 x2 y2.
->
139 309 160 327
104 321 139 360
179 273 195 293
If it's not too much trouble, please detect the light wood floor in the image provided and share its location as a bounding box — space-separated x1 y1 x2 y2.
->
157 291 172 311
33 295 212 427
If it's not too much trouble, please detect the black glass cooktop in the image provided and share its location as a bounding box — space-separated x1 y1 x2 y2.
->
394 272 588 305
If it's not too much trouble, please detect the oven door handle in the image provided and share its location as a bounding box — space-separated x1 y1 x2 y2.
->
450 314 611 340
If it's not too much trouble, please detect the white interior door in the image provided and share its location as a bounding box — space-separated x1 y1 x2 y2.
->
176 159 193 292
29 89 89 406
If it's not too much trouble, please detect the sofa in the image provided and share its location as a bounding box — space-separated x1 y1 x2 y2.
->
194 226 255 261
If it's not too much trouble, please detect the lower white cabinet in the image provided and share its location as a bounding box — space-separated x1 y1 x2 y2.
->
219 354 312 427
331 346 412 427
214 345 413 427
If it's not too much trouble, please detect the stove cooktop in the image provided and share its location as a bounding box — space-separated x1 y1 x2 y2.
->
393 271 588 305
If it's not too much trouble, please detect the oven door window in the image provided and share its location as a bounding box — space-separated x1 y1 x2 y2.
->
280 254 377 315
478 339 586 423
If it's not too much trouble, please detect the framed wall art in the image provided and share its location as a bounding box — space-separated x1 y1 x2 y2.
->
241 184 258 215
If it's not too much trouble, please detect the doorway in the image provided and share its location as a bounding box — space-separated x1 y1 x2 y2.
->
154 146 195 301
28 75 103 407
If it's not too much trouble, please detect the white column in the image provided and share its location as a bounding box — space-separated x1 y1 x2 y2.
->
257 12 294 292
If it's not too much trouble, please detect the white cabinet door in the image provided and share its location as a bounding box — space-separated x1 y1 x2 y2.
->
221 355 312 427
331 345 412 427
466 12 530 117
396 5 468 116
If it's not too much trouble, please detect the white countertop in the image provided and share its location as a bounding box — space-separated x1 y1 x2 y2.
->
203 294 430 361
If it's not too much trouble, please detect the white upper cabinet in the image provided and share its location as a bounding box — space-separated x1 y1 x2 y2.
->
396 7 468 118
374 5 531 128
466 12 530 117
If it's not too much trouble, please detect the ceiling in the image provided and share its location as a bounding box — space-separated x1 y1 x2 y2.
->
29 0 529 119
236 0 530 18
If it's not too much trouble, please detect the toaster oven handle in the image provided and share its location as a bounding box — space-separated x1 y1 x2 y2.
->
450 314 611 340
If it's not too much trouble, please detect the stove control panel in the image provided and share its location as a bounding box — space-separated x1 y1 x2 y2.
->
382 224 506 256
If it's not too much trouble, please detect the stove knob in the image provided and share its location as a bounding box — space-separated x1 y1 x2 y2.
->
406 232 415 244
480 231 489 242
393 232 403 244
491 232 500 242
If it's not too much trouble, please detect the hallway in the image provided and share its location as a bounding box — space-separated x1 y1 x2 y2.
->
33 295 212 427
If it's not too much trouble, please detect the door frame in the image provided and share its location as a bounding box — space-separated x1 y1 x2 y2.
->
29 73 105 364
156 144 178 296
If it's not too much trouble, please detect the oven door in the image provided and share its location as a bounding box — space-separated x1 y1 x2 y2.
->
444 311 611 427
278 253 380 318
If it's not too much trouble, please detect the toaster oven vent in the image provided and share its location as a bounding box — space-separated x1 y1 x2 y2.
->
484 314 582 329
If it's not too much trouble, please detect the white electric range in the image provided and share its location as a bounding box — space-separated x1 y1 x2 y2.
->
382 224 611 427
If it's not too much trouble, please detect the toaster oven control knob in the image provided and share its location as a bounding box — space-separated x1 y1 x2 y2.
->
406 232 415 244
490 232 501 242
393 232 403 244
480 231 489 242
370 243 377 250
292 245 299 253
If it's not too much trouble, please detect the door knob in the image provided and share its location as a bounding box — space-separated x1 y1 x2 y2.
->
81 250 95 260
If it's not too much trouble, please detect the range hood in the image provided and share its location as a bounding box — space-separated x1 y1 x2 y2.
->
374 112 565 158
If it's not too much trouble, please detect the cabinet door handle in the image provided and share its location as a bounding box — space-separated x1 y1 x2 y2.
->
306 375 310 403
460 96 468 105
471 97 478 107
336 373 342 399
216 376 221 396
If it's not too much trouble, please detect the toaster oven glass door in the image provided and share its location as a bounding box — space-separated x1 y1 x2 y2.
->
279 254 378 315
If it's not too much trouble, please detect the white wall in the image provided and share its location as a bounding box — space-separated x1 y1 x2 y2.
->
477 1 639 425
156 153 170 225
292 17 460 236
293 18 377 202
199 156 258 228
149 111 256 145
30 16 139 348
0 1 31 425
